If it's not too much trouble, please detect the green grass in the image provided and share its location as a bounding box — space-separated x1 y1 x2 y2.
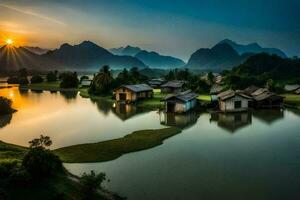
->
282 94 300 106
197 94 212 102
0 140 27 163
137 90 166 110
54 127 182 163
79 88 115 102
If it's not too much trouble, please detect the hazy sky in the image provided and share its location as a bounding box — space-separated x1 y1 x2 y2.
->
0 0 299 60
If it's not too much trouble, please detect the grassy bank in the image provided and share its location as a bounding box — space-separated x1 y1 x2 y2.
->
54 127 182 163
282 94 300 107
79 88 114 102
19 81 78 92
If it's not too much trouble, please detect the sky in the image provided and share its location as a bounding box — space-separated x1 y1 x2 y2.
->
0 0 299 60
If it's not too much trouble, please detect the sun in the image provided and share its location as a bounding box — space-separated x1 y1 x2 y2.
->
6 39 13 45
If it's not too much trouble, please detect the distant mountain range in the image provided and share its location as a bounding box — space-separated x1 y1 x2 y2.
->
0 45 58 72
219 39 287 58
185 39 287 71
110 45 142 57
43 41 146 70
23 46 50 55
0 41 146 72
0 39 287 72
110 45 185 68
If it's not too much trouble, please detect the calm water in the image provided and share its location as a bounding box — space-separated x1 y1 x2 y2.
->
1 86 300 199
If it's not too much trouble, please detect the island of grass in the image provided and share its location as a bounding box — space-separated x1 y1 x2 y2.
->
54 127 182 163
282 94 300 107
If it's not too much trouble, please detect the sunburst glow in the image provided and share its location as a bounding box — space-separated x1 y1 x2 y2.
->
6 39 13 45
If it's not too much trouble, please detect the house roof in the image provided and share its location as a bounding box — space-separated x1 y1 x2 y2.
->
295 88 300 94
218 90 252 101
253 91 284 101
161 80 185 88
284 84 300 92
164 90 198 102
243 85 260 95
117 84 153 92
251 88 268 96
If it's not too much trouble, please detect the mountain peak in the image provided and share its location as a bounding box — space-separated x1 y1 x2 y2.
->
60 43 72 49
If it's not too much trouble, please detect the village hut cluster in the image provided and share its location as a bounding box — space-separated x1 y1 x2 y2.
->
216 86 284 112
113 72 287 114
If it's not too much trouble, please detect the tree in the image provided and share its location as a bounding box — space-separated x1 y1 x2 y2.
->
28 135 52 149
80 170 106 199
18 68 28 78
165 70 175 81
60 72 79 88
22 135 63 179
89 65 113 95
0 97 14 115
46 71 57 82
207 72 214 86
266 79 275 91
30 75 44 84
80 75 89 83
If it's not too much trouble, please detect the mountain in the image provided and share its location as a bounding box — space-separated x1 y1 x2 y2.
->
110 45 185 68
23 46 50 55
135 50 185 68
219 39 287 58
185 43 247 70
0 45 58 72
43 41 146 69
110 45 142 56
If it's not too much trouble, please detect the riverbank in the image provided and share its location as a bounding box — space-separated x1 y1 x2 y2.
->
19 81 79 92
54 127 181 163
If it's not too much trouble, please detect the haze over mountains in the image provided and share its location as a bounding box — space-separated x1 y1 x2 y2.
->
110 45 185 68
0 39 288 72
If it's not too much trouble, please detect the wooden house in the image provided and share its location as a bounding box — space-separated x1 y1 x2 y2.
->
163 90 198 113
252 91 284 108
284 84 300 94
147 78 165 88
217 90 252 112
160 80 185 93
114 84 153 102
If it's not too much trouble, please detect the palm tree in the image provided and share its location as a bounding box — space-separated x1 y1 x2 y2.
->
90 65 113 95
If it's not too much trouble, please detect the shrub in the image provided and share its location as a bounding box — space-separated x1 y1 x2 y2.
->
22 147 63 179
60 72 79 88
46 71 57 82
0 97 14 115
80 170 106 199
30 75 44 84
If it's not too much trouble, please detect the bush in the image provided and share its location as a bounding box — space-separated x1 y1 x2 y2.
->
46 72 57 82
80 170 106 199
22 147 63 179
60 72 79 88
0 97 14 115
7 76 19 84
30 75 44 84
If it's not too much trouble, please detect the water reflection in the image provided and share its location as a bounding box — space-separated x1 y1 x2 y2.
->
252 109 284 125
0 114 12 128
60 91 78 102
159 111 201 129
210 112 252 133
